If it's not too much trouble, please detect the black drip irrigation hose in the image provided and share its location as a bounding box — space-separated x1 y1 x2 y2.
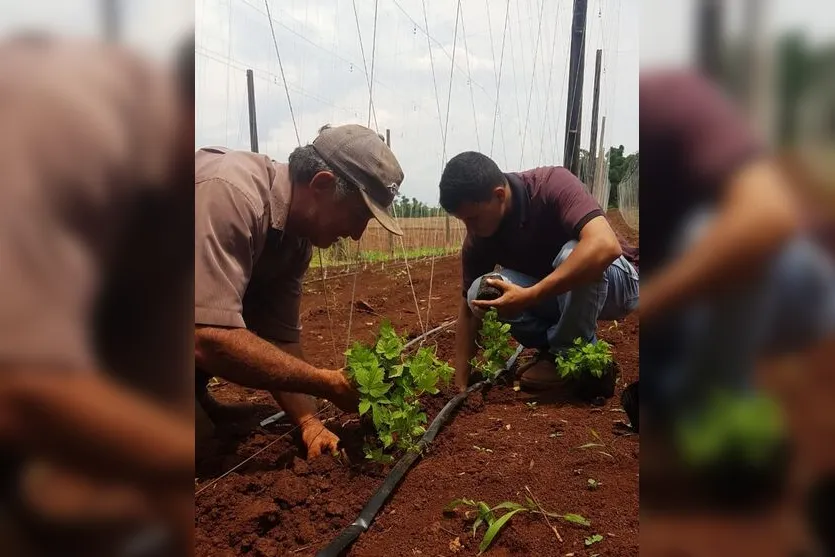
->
316 345 525 557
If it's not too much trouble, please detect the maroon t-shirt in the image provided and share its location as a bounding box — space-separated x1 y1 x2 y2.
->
461 167 638 296
639 70 763 275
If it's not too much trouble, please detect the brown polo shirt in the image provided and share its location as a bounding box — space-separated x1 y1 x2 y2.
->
0 37 189 400
461 167 638 296
195 148 312 344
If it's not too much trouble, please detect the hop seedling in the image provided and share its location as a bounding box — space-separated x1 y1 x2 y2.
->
555 338 613 380
346 320 453 463
471 309 515 382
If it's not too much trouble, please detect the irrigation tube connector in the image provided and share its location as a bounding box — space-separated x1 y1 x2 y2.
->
316 344 525 557
260 320 458 428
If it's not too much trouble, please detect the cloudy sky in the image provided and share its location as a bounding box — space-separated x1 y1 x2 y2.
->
196 0 640 204
1 0 830 203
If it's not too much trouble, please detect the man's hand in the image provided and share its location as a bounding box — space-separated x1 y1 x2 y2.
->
471 278 535 318
325 369 361 413
299 419 340 459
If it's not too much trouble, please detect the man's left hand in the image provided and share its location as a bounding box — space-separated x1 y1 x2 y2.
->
471 278 535 318
300 418 340 459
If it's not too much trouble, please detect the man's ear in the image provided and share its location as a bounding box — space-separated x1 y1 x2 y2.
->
494 184 507 202
308 171 336 195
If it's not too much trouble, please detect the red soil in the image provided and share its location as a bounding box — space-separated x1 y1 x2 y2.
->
195 211 640 556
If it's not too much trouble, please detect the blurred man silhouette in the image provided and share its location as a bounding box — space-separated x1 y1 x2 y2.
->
639 69 835 505
0 34 195 556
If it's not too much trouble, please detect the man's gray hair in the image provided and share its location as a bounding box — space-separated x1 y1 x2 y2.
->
287 144 352 199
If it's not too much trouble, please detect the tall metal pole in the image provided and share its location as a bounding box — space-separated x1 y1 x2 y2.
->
103 0 119 42
596 116 607 206
246 69 259 153
696 0 723 80
588 48 603 185
563 0 588 177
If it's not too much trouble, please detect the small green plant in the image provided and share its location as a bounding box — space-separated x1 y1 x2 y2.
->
676 390 785 467
576 429 615 460
345 321 453 463
525 401 538 412
470 308 515 381
445 496 590 554
555 338 614 380
585 534 604 546
587 478 601 490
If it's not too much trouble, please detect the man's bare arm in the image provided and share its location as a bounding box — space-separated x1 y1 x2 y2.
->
640 160 801 323
454 297 481 391
0 370 193 489
269 341 321 424
195 325 358 412
528 216 623 303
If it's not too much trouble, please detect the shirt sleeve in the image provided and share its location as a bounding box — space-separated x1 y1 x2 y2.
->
545 168 605 237
195 178 264 328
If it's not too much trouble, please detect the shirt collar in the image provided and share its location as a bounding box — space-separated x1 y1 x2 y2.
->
504 172 530 229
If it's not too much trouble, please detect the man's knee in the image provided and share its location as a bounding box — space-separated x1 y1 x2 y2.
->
552 240 579 268
466 277 487 319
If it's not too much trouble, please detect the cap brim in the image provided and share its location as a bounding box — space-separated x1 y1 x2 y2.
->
359 187 403 236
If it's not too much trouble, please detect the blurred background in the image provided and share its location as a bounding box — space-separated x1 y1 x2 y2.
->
0 1 194 556
0 0 193 60
640 0 835 556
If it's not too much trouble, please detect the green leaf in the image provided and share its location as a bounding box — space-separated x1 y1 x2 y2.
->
477 502 493 522
561 513 591 526
478 508 527 554
380 432 394 448
585 534 603 546
491 502 526 512
472 517 483 537
444 498 476 512
371 402 390 430
358 399 371 415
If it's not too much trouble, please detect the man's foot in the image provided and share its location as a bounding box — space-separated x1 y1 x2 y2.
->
519 353 571 391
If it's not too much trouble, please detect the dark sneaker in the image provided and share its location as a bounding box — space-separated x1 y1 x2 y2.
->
621 381 639 432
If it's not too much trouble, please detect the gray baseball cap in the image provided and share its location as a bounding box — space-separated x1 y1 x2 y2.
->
312 124 404 236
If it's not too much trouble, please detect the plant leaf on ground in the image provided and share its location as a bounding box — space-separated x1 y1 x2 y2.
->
445 496 590 553
576 429 615 460
585 534 604 546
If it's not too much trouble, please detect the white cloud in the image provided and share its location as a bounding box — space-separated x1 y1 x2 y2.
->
196 0 640 204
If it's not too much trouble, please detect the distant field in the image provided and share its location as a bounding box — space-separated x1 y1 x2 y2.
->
314 216 467 267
